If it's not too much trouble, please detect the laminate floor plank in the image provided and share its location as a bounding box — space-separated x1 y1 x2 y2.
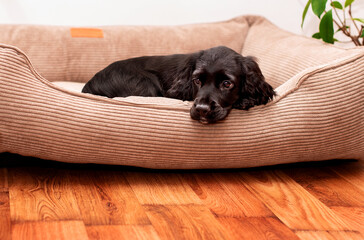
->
330 206 364 233
330 162 364 192
144 204 226 240
0 192 11 240
182 173 252 217
239 170 350 231
213 173 274 217
11 221 89 240
0 168 8 192
8 168 81 222
124 172 201 205
283 167 364 207
86 225 160 240
217 217 300 240
68 170 150 226
295 230 363 240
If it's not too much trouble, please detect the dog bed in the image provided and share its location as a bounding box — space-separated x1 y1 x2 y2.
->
0 15 363 169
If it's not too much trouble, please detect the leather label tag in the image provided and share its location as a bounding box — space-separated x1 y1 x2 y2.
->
70 28 104 38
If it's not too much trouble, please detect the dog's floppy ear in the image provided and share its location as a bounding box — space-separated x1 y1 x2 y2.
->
165 52 201 101
233 56 275 110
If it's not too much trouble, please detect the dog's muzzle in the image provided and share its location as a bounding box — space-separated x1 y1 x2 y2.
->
190 101 230 124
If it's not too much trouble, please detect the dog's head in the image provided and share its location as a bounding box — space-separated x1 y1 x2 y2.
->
189 46 275 124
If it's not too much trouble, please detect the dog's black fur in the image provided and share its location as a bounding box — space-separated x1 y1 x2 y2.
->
82 46 275 123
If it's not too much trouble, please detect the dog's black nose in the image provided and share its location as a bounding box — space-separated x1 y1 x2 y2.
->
194 104 210 117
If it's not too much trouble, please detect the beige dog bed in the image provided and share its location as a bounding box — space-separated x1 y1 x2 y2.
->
0 15 363 169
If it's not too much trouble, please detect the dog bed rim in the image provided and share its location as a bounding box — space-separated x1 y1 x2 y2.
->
1 43 364 112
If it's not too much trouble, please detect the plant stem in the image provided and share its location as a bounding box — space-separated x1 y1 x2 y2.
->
333 20 361 46
348 5 360 35
329 2 362 46
343 2 347 32
331 0 345 27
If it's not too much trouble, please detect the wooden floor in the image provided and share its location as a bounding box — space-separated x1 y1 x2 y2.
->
0 153 363 240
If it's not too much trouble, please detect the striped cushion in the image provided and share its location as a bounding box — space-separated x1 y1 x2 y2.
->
0 15 363 169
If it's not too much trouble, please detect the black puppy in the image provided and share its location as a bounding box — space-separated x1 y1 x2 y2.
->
82 46 275 123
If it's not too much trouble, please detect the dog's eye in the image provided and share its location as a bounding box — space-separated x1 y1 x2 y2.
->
222 80 233 89
194 78 201 86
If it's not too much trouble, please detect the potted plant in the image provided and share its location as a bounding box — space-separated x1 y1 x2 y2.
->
301 0 364 46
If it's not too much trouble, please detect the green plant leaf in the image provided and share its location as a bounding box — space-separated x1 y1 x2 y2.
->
352 18 364 24
301 0 312 28
361 29 364 38
312 32 322 39
331 1 343 9
312 0 327 18
319 10 334 43
345 0 355 7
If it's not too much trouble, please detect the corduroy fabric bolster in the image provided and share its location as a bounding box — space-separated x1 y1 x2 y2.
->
0 15 363 169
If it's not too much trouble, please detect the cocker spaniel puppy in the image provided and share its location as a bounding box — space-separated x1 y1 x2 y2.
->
82 46 275 123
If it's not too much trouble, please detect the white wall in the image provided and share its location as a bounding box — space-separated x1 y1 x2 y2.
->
1 0 363 40
0 0 305 34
